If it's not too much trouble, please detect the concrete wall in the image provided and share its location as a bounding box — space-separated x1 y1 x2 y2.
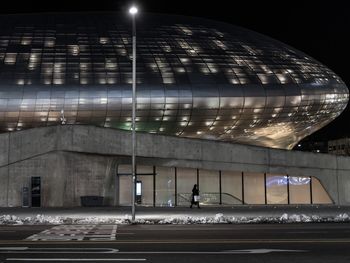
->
0 125 349 206
0 151 116 207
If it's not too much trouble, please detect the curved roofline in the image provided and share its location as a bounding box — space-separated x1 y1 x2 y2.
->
0 11 347 148
0 10 243 30
0 10 325 69
0 10 346 86
0 10 277 40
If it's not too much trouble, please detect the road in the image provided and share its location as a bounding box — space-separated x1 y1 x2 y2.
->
0 223 350 262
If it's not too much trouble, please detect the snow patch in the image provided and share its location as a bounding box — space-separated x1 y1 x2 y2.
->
0 213 349 225
335 213 349 221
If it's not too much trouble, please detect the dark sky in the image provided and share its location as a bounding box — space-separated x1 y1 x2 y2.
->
1 0 349 142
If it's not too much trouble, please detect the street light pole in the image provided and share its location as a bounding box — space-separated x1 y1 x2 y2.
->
129 6 138 223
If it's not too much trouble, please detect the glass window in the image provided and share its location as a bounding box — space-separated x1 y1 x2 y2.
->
221 170 243 205
118 165 154 206
136 175 153 206
136 165 154 206
199 169 219 205
176 168 197 206
118 165 132 206
119 176 132 206
155 166 175 207
289 176 311 204
266 174 288 204
311 177 332 204
244 172 265 204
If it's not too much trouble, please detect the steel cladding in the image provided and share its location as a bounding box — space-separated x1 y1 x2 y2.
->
0 13 348 149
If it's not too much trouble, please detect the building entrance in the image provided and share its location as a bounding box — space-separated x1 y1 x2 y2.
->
31 176 41 207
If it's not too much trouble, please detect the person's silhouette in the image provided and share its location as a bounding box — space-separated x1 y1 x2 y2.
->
190 184 200 208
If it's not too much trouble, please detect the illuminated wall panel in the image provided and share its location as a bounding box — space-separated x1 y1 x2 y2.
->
221 171 243 205
266 174 288 204
175 168 197 206
118 164 333 206
312 177 333 204
118 165 132 206
155 166 175 207
198 169 220 205
289 176 311 204
136 166 154 206
243 172 265 204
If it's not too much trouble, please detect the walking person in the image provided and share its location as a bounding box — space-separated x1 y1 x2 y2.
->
190 184 200 208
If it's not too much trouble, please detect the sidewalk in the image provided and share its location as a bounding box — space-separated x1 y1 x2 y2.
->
1 205 350 225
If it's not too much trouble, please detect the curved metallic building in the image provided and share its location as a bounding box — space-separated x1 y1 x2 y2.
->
0 12 348 149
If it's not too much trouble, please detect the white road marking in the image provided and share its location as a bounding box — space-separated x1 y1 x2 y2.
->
25 225 118 241
112 250 307 255
0 247 306 255
110 250 307 255
120 227 241 231
222 249 306 254
85 235 114 238
0 247 119 253
287 231 330 234
6 259 146 261
111 225 117 239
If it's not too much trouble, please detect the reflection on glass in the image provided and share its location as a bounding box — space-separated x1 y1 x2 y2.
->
221 171 243 204
311 177 332 204
118 165 132 206
136 166 154 206
289 176 311 204
155 167 175 207
198 169 219 205
244 172 265 204
117 165 333 207
266 174 288 204
176 168 197 206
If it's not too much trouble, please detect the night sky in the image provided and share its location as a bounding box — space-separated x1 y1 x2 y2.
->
1 0 349 143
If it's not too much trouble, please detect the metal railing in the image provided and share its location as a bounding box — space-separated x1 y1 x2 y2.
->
177 192 244 206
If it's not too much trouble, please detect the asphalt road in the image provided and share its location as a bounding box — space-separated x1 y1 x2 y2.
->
0 223 350 262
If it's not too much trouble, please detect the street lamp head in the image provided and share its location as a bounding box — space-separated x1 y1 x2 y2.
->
129 6 138 15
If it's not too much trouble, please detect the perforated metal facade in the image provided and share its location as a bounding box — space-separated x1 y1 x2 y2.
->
0 12 348 149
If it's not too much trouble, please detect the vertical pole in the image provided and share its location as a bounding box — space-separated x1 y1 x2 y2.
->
241 172 245 205
196 169 199 187
174 167 177 207
153 166 156 207
219 171 222 205
131 15 137 223
309 176 313 204
287 175 290 205
115 164 119 206
264 173 267 205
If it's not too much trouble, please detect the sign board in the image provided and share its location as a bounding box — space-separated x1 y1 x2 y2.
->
136 181 142 204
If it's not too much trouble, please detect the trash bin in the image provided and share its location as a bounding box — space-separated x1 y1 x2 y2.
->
80 196 104 207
